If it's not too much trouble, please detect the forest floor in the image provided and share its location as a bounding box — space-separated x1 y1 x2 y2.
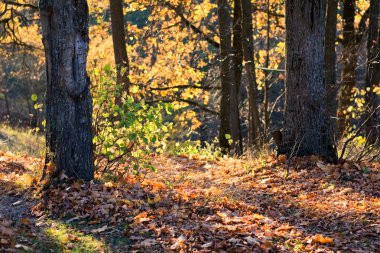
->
0 150 379 252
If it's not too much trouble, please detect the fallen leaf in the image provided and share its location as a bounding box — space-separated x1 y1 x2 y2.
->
20 218 31 226
12 200 23 206
170 235 186 250
139 239 158 247
90 225 108 233
0 226 14 236
245 236 260 245
15 244 33 251
317 161 333 173
313 234 334 244
0 238 9 245
278 155 287 163
228 238 241 244
201 241 213 248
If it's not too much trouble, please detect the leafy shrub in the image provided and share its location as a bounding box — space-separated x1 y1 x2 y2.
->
91 67 173 175
168 138 223 160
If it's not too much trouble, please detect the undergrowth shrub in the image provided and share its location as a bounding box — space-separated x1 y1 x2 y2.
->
91 67 173 175
168 138 223 160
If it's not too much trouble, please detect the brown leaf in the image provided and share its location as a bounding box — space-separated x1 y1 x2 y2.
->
90 225 108 233
0 226 14 236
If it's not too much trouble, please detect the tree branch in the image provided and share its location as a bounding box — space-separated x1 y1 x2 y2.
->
150 85 220 91
147 98 219 115
164 2 220 48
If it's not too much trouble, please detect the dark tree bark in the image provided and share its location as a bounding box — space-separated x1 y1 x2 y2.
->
231 0 243 155
324 0 338 120
365 0 380 144
337 0 357 135
280 0 337 160
264 0 271 142
4 89 10 119
40 0 94 180
110 0 131 104
241 0 261 147
217 0 233 152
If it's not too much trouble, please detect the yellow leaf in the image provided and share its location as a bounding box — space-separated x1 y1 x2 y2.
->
130 85 139 94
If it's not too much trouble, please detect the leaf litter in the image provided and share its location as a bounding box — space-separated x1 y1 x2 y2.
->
0 150 379 252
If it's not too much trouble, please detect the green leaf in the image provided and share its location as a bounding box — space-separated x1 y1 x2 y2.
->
104 64 111 76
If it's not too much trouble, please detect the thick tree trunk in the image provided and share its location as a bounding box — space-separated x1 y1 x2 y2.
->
337 0 357 136
40 0 94 180
231 0 243 155
324 0 338 121
217 0 233 152
241 0 261 147
110 0 131 104
280 0 337 160
365 0 380 144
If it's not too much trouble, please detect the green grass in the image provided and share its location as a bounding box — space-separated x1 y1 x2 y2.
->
42 220 109 253
0 124 44 157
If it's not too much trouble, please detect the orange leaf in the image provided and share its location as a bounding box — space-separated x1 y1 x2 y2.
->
313 234 334 244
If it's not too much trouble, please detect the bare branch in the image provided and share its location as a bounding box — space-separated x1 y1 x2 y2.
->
147 98 219 115
164 1 220 48
150 85 220 91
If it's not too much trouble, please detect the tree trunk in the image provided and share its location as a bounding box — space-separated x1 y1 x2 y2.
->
4 89 10 120
110 0 131 104
110 0 130 105
264 0 271 143
365 0 380 144
241 0 261 147
324 0 338 121
231 0 243 155
40 0 94 180
280 0 337 160
217 0 233 152
337 0 357 136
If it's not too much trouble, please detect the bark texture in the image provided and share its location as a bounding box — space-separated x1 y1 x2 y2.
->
264 0 271 142
231 0 243 155
40 0 94 180
337 0 357 135
241 0 261 147
217 0 233 152
280 0 337 160
324 0 338 120
365 0 380 144
110 0 131 103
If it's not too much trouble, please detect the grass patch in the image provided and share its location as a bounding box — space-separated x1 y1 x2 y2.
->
44 220 109 253
0 124 44 157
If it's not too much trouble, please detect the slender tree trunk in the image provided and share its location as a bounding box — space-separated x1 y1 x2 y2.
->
231 0 243 155
365 0 380 144
2 67 11 121
264 0 271 143
241 0 261 147
110 0 131 104
218 0 233 152
338 0 357 136
40 0 94 180
280 0 337 160
4 89 10 120
324 0 338 121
